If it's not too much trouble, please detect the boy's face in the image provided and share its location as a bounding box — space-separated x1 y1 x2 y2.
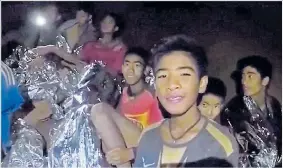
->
122 54 145 85
76 10 90 25
43 5 61 24
155 51 208 115
198 93 224 120
241 66 268 97
100 15 118 34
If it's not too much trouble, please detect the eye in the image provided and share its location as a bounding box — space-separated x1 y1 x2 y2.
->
157 75 167 79
248 75 253 79
181 73 191 77
202 103 208 108
135 63 141 67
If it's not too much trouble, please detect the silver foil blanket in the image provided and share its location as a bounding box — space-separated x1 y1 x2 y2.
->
3 42 123 168
224 96 278 168
2 119 46 168
48 104 103 168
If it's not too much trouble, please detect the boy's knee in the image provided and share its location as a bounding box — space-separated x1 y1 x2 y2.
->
90 103 114 122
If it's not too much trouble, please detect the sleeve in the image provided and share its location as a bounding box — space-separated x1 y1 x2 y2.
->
1 75 24 115
149 98 163 124
1 75 24 149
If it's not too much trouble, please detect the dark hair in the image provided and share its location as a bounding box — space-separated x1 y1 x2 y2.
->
205 77 227 99
125 47 150 66
76 2 94 15
151 34 208 77
101 12 125 38
237 55 272 79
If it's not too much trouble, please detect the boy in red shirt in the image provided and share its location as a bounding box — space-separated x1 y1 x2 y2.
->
119 47 162 129
90 47 163 167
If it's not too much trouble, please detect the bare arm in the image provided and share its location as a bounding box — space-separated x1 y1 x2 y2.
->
52 47 83 66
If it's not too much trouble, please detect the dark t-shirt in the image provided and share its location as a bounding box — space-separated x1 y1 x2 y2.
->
134 118 239 167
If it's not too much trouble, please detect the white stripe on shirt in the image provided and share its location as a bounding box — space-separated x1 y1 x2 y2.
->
1 61 16 86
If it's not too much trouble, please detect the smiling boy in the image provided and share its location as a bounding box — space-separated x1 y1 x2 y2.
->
90 47 163 167
133 35 239 167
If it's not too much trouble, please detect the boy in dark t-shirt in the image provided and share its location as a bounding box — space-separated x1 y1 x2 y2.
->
134 35 239 167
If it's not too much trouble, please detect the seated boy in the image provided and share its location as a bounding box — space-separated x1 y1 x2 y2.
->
133 35 239 167
90 47 163 167
198 77 227 121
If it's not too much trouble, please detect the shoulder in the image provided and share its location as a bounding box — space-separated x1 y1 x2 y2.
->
113 39 127 52
58 19 77 32
205 119 238 157
138 119 164 142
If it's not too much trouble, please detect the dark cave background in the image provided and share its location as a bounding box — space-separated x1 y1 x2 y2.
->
2 1 282 102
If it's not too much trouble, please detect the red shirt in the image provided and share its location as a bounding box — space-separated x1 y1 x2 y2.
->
80 41 127 75
120 87 163 129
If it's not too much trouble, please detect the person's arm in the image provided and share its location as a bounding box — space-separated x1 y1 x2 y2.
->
52 47 83 66
31 45 86 71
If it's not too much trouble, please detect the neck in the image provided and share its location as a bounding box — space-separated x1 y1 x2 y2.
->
251 89 266 108
129 80 145 96
171 103 201 129
101 33 113 43
78 22 86 27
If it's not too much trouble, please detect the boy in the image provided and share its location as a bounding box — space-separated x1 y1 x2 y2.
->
133 35 239 167
90 47 163 167
221 55 282 167
58 2 97 50
198 77 226 121
2 3 62 48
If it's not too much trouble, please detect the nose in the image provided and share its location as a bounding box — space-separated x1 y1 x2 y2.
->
241 75 247 85
167 75 180 91
207 108 213 116
128 64 135 73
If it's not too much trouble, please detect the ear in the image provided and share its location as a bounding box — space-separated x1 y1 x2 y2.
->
199 75 208 94
262 76 270 86
114 26 119 32
144 66 151 76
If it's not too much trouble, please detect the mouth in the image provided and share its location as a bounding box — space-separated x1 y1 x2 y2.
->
166 95 184 104
243 86 249 91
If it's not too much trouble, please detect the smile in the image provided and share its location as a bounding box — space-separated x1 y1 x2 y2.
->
166 96 184 104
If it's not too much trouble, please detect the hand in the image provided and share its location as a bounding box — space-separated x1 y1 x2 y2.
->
31 45 57 56
106 148 134 166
